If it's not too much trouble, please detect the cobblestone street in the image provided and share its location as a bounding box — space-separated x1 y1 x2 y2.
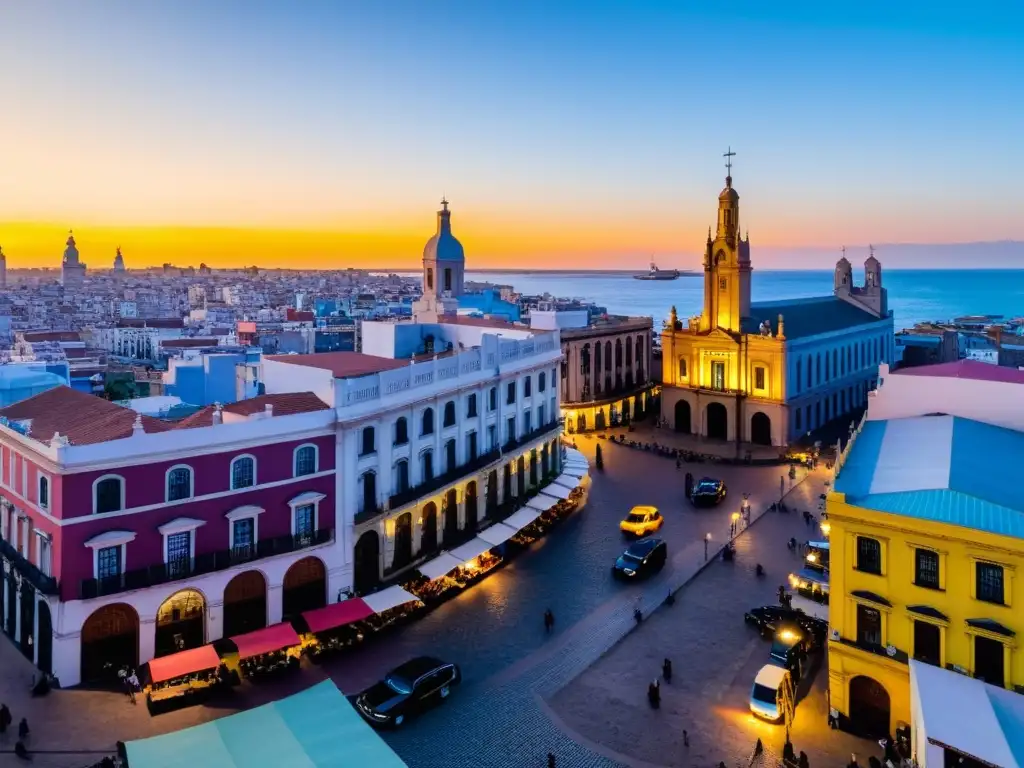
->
0 439 819 767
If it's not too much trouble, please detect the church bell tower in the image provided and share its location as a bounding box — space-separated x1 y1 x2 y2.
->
700 149 751 333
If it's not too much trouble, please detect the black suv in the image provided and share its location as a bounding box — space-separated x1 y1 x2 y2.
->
690 478 727 507
744 605 828 645
612 538 668 580
355 656 461 727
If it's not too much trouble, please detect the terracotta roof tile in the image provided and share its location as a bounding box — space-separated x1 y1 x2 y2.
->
894 359 1024 385
267 351 408 378
162 338 219 348
21 331 82 342
223 393 330 416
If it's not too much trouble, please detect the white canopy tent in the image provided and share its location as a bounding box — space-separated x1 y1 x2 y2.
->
524 494 557 512
551 474 580 492
560 466 588 479
418 553 464 580
361 585 421 614
477 522 519 546
503 506 544 531
449 538 495 563
542 483 573 501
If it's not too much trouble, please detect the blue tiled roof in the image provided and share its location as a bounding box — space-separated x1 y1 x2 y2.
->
742 296 883 340
835 416 1024 540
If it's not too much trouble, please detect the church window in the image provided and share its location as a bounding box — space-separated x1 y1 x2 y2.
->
816 354 822 385
805 358 812 389
426 268 433 290
825 352 830 380
444 268 452 292
719 278 727 291
754 367 766 391
795 358 802 394
711 361 726 392
678 358 687 378
605 342 612 370
832 349 838 378
795 408 802 431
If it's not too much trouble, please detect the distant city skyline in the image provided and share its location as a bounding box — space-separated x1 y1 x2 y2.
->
2 2 1022 269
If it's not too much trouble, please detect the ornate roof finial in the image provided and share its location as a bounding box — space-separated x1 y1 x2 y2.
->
440 196 449 213
723 146 736 186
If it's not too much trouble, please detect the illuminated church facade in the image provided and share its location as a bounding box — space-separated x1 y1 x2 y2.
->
660 161 895 448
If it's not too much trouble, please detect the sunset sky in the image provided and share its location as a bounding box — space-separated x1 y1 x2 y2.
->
1 2 1022 270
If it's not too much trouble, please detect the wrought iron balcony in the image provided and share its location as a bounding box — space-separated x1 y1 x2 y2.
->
834 634 908 665
79 527 334 600
0 537 58 595
501 419 562 453
386 448 502 511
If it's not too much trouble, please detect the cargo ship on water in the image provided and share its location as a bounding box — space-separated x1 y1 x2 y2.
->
633 261 680 281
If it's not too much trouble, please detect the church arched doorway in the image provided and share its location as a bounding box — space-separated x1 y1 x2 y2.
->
155 589 206 658
750 412 772 446
37 600 53 675
282 556 327 620
223 571 267 637
674 400 691 433
81 603 138 685
353 531 381 595
706 402 728 441
849 675 891 740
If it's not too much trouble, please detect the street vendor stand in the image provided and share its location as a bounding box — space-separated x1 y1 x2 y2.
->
143 644 223 715
227 622 302 680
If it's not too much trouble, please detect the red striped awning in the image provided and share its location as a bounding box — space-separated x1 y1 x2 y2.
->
230 622 301 660
302 598 373 633
148 645 221 684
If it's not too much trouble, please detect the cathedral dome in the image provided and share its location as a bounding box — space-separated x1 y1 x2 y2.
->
422 198 465 263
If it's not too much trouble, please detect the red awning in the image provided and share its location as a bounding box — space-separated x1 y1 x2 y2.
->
302 598 373 633
231 622 301 660
148 645 221 684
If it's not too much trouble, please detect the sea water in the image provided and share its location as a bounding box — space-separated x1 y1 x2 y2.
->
466 270 1024 331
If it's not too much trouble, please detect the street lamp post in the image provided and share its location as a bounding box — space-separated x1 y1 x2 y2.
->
704 532 711 561
741 493 751 524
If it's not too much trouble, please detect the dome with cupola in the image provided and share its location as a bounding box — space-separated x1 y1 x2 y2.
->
422 198 465 263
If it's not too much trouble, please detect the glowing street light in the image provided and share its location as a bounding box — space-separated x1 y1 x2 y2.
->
704 532 711 560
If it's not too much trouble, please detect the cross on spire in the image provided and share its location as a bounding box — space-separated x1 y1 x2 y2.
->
440 196 449 212
723 147 736 179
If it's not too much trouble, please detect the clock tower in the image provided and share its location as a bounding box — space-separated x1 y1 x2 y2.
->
700 148 751 334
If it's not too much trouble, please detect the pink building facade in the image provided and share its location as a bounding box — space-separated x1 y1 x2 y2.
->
0 388 346 687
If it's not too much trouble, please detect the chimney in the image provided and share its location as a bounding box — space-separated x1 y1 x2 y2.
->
264 403 273 418
132 415 145 436
212 403 223 425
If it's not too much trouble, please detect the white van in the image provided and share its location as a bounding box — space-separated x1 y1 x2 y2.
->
749 663 795 723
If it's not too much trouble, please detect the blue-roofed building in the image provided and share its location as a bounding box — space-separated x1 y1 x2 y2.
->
827 412 1024 742
660 164 895 448
162 349 262 406
457 288 521 322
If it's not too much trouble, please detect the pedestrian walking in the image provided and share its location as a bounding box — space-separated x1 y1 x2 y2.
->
647 680 660 709
799 751 810 768
662 658 672 683
543 608 554 633
18 717 29 740
682 729 689 747
0 702 10 733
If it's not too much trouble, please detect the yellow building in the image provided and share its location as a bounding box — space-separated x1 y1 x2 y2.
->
660 154 894 449
827 413 1024 739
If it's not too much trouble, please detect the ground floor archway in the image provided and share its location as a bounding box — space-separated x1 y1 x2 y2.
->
751 412 772 446
353 530 381 595
706 402 728 441
3 572 15 638
420 502 438 556
37 600 52 675
848 675 891 739
18 586 34 660
674 400 691 433
392 513 413 570
223 571 267 637
155 589 206 658
442 491 459 547
81 603 138 684
282 556 327 620
486 472 498 517
465 482 478 532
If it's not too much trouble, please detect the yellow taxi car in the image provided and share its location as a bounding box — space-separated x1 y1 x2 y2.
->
619 505 664 537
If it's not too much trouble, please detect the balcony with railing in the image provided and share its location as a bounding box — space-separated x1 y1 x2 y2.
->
834 634 909 665
0 536 58 595
79 528 334 600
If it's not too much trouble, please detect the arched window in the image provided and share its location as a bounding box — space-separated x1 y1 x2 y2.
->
394 417 409 445
360 471 377 513
294 445 317 477
360 426 375 456
231 456 256 490
421 408 435 436
538 371 546 392
38 475 49 510
678 358 687 378
625 336 633 367
604 341 612 370
816 353 822 385
795 357 802 394
394 459 410 494
421 450 434 482
443 401 456 428
93 475 125 514
445 439 457 471
166 465 193 502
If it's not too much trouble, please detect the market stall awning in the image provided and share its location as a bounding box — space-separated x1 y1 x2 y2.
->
147 645 221 684
524 495 554 512
477 522 519 546
361 585 421 614
123 679 407 768
230 622 301 660
302 598 373 634
504 506 544 531
552 473 581 491
449 538 494 564
564 447 587 464
542 483 573 501
418 553 464 580
560 466 588 479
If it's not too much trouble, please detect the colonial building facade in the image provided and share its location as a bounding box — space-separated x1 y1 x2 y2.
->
0 387 338 687
660 164 895 448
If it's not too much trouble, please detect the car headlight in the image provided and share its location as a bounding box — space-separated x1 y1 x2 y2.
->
624 568 635 575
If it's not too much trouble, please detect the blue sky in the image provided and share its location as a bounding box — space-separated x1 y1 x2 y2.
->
1 1 1022 268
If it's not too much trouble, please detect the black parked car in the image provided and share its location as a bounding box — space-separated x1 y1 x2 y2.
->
355 656 461 727
690 477 727 507
612 538 668 580
744 605 828 645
